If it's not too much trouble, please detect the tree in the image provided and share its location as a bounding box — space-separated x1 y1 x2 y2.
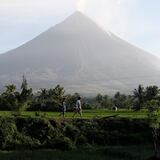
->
96 94 103 108
20 75 32 102
48 85 65 101
38 88 49 102
133 85 145 110
32 85 66 111
125 95 134 110
147 100 160 158
145 85 160 101
0 84 19 110
113 92 126 108
10 75 33 113
5 84 16 94
101 95 113 109
113 92 133 109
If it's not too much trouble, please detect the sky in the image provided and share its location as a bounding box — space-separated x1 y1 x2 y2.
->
0 0 160 57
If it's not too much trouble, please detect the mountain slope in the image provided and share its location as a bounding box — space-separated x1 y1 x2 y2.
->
0 11 160 94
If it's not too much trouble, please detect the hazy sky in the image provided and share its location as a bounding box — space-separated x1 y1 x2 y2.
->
0 0 160 57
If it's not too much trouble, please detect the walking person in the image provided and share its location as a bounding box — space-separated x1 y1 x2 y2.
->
73 96 82 118
59 97 66 118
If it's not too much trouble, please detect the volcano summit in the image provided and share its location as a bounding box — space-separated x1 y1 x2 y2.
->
0 12 160 94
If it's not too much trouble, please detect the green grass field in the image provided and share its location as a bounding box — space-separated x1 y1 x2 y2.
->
0 109 151 119
0 146 153 160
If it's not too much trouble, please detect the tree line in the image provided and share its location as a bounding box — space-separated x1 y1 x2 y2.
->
95 85 160 111
0 76 160 112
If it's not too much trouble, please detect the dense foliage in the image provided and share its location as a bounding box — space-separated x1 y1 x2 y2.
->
0 77 160 112
0 117 154 150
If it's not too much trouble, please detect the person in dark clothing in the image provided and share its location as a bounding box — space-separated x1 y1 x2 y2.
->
59 97 66 118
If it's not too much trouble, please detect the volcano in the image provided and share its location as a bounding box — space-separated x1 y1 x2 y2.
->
0 11 160 94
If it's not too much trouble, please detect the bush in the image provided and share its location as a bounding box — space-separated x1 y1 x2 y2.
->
5 134 41 150
50 136 74 151
0 117 153 150
64 124 80 142
18 118 58 144
76 135 88 146
0 117 41 150
0 118 18 149
28 100 60 112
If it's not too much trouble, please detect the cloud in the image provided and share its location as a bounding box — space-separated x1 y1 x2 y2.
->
77 0 87 12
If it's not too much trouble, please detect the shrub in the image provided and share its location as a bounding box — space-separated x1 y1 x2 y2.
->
6 134 41 150
50 136 73 151
0 118 18 149
76 135 88 146
64 124 80 142
15 117 59 147
0 117 41 150
0 117 153 150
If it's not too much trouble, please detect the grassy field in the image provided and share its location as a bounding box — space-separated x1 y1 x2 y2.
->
0 146 153 160
0 109 150 119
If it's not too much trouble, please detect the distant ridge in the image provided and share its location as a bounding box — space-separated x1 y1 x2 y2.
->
0 11 160 95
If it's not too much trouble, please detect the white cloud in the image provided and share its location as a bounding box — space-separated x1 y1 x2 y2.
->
77 0 87 12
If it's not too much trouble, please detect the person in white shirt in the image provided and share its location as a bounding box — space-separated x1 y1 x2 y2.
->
73 97 82 118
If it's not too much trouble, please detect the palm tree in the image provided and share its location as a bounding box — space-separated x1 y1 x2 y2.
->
38 88 48 101
133 85 145 110
1 84 18 110
5 84 16 94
